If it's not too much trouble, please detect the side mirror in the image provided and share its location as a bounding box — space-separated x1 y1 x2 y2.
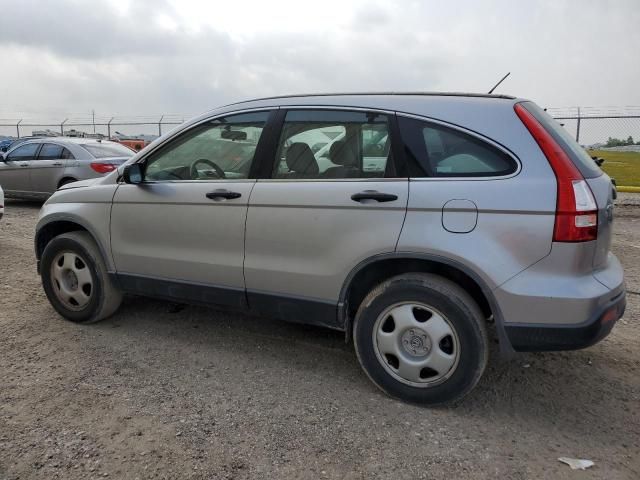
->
123 164 143 184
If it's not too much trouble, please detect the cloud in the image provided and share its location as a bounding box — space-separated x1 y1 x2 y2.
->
0 0 638 128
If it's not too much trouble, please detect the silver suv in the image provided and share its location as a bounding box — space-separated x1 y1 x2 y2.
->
1 137 133 199
35 93 626 405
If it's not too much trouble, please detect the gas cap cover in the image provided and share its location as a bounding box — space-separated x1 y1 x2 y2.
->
442 199 478 233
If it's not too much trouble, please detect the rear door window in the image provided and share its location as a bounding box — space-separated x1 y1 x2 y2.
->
37 143 64 160
271 110 396 179
398 116 517 177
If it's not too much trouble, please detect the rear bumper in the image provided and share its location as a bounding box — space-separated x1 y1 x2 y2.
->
504 290 626 351
495 244 625 352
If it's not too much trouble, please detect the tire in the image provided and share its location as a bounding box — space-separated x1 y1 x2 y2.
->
41 231 123 323
353 273 488 406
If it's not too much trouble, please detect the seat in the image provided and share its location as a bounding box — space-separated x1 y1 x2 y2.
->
284 143 319 178
323 140 360 178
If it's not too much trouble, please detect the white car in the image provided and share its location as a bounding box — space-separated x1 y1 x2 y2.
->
0 184 4 220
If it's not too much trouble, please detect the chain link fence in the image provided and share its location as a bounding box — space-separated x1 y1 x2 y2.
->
1 107 639 148
0 114 189 140
546 106 640 149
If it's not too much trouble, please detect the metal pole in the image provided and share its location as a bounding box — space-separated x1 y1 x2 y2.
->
61 118 68 136
92 110 96 134
16 119 22 138
107 117 114 139
575 107 581 144
158 115 164 137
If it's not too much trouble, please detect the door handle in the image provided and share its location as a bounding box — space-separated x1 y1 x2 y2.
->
52 162 63 166
351 190 398 203
19 163 29 167
206 189 242 200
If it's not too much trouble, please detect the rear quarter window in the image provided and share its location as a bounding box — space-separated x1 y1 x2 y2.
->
398 116 517 177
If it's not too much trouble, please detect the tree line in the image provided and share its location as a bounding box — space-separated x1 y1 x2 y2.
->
605 136 640 147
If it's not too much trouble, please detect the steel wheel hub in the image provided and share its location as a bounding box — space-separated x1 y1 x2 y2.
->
50 251 93 311
401 328 432 357
372 302 461 387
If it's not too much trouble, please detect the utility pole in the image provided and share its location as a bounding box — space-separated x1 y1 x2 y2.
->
92 109 96 134
61 118 68 136
16 119 22 138
158 115 164 137
575 107 581 144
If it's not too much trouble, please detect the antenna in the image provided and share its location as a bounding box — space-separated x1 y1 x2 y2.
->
488 72 511 94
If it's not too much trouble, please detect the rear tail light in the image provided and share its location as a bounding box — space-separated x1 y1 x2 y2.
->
90 162 117 174
514 104 598 242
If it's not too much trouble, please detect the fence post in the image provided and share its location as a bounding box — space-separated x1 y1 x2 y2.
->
60 118 68 136
158 115 164 137
575 107 581 144
16 119 22 138
107 117 114 139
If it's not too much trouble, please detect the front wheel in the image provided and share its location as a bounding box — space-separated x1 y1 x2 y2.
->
41 231 122 323
353 273 488 406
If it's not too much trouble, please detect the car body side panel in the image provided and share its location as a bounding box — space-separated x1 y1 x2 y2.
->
244 180 409 302
110 181 255 289
397 176 557 290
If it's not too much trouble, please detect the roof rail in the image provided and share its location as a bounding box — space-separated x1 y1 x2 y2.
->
223 91 516 107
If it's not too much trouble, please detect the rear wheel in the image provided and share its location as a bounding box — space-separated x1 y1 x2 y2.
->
353 273 488 405
41 231 122 323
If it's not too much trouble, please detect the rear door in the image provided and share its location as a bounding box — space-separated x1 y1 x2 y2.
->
30 143 69 194
0 143 41 193
244 108 409 328
110 110 271 308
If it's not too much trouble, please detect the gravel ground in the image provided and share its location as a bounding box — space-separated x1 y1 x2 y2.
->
1 197 639 480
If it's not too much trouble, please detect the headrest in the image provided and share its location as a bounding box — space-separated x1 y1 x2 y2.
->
286 143 319 174
329 140 358 167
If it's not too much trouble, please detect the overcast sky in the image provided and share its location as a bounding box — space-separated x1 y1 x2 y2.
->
0 0 638 123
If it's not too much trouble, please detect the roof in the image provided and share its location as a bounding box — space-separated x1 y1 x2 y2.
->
17 137 118 145
224 91 516 107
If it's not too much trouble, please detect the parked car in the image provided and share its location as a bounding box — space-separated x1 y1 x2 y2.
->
0 139 14 153
0 137 134 199
2 136 46 152
35 93 625 405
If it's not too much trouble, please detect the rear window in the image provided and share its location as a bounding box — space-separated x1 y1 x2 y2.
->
520 102 602 178
80 142 134 159
398 116 517 177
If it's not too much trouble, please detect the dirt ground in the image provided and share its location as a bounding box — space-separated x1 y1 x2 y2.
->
1 195 638 480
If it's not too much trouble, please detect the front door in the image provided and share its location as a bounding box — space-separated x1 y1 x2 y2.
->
110 110 271 308
244 109 409 328
0 143 41 194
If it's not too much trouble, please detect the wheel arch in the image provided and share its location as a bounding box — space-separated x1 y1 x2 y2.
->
35 215 113 273
57 177 77 189
338 253 514 354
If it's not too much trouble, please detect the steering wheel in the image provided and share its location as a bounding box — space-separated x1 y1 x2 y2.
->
190 158 226 179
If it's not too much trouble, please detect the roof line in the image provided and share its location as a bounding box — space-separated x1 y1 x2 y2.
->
223 91 516 107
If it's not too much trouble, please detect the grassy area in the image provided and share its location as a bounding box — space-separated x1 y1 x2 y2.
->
588 150 640 187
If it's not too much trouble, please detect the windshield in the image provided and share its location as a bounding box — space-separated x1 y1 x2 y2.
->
80 142 135 159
